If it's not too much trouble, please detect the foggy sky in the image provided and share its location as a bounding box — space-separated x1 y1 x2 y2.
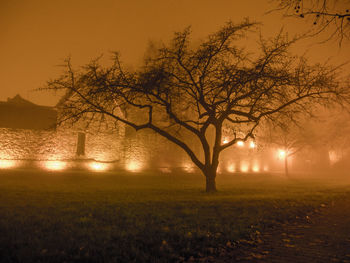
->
1 0 349 106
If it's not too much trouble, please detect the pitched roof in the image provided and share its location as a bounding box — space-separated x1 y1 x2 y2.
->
0 95 57 130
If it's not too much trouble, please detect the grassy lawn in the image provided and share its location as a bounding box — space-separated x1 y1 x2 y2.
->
0 169 349 262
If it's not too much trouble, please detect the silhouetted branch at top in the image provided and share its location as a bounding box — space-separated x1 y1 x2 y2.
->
45 19 348 192
272 0 350 45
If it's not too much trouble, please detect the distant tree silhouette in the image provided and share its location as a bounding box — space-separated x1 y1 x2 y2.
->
273 0 350 45
258 116 314 176
259 102 350 176
46 20 346 192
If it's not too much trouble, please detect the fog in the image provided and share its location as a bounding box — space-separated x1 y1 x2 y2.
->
1 0 349 106
1 94 350 179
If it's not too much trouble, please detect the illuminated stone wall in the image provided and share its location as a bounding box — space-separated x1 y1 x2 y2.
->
0 127 293 173
85 131 123 162
0 95 282 173
0 128 72 160
219 141 270 173
123 128 189 171
0 127 123 162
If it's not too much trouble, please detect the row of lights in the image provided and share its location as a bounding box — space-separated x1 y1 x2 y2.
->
0 159 115 172
0 149 287 173
42 161 114 172
0 159 196 173
226 162 268 173
0 160 16 169
222 138 256 149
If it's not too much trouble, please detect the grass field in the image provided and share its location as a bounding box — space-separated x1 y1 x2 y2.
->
0 169 349 262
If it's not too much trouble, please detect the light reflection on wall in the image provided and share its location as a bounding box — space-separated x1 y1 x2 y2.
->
159 167 171 173
328 150 341 164
240 161 249 172
126 160 142 172
252 164 260 172
87 162 110 172
183 163 194 173
227 163 236 173
0 159 17 169
43 160 67 171
251 160 259 172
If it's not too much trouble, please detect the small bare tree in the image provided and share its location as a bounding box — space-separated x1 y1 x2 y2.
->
259 117 313 176
273 0 350 45
46 20 345 192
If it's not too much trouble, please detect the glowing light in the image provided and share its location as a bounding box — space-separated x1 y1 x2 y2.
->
223 138 229 144
159 167 171 173
0 159 17 169
44 161 67 171
88 162 109 172
328 151 340 164
184 166 194 173
278 149 286 159
126 161 142 172
237 141 244 147
249 141 256 148
240 162 249 172
183 163 194 173
252 164 260 172
227 163 236 173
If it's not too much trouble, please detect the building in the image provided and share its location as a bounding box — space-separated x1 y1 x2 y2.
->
0 95 337 174
0 94 57 130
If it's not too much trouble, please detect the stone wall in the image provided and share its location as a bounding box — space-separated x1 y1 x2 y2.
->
0 126 286 173
0 127 123 162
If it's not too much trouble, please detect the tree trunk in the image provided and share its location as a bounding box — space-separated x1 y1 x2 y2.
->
284 156 289 177
205 169 217 193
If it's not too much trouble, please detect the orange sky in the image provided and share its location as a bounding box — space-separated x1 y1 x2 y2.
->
1 0 349 106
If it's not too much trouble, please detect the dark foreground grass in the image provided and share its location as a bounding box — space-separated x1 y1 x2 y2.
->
0 169 349 262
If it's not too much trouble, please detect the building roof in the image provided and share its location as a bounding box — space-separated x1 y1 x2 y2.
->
0 95 57 130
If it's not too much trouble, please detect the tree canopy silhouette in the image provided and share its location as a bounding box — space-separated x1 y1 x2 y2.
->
47 20 346 192
273 0 350 45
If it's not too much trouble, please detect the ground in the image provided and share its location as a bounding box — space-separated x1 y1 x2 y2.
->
0 169 349 262
215 193 350 262
257 197 350 263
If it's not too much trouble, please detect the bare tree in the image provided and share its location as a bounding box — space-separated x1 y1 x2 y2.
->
46 20 345 192
259 117 313 176
273 0 350 45
311 106 350 164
